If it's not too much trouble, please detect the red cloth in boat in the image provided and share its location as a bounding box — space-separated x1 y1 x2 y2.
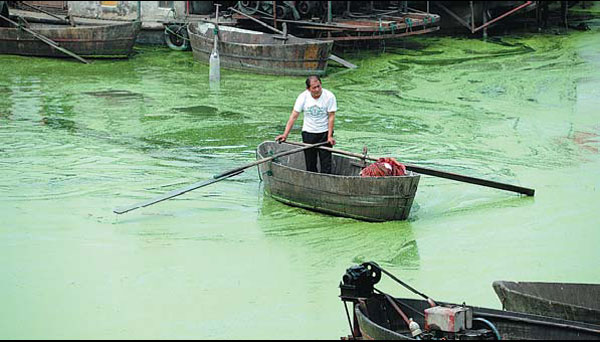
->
360 158 407 177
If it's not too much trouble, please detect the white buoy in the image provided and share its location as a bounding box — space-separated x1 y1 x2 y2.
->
209 31 220 83
209 4 221 84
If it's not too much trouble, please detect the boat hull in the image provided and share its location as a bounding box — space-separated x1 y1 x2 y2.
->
257 141 420 221
188 23 333 76
493 281 600 325
0 21 141 58
355 295 600 340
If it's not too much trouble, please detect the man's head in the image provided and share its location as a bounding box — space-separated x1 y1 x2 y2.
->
305 75 322 99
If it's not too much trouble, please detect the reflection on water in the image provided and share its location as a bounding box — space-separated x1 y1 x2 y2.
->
83 89 144 99
258 194 420 270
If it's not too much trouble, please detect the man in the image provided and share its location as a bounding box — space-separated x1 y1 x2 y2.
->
276 75 337 174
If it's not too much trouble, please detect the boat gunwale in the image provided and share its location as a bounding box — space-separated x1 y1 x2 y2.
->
257 141 420 182
0 21 140 32
494 280 600 312
188 23 334 48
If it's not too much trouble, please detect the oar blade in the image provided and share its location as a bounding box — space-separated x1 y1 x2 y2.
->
404 165 535 196
113 171 243 215
113 141 328 215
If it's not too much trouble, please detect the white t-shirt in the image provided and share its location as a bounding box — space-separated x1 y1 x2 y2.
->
293 88 337 133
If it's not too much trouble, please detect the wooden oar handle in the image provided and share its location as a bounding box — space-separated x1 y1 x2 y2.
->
0 13 89 64
283 141 535 196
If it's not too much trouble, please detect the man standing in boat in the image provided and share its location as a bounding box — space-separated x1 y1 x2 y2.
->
276 76 337 174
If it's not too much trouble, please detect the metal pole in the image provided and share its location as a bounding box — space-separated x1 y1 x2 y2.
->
563 1 568 29
470 1 475 33
215 3 220 25
482 2 488 39
472 1 533 33
536 1 540 29
137 0 141 21
327 1 332 39
273 1 277 30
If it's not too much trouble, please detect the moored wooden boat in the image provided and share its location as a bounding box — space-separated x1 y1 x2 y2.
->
188 23 333 76
339 262 600 340
352 295 600 340
256 141 420 221
493 280 600 325
0 21 141 58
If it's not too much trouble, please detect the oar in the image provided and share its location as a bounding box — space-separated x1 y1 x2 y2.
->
113 141 329 214
18 1 75 26
0 13 89 64
284 141 535 196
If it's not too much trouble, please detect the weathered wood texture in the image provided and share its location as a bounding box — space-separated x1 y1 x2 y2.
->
257 141 420 221
355 295 600 340
188 23 333 76
0 21 141 58
493 281 600 325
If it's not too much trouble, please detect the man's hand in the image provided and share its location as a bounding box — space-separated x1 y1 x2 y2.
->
275 134 287 143
327 137 336 146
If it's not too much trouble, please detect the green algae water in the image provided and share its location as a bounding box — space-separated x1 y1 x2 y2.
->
1 27 599 338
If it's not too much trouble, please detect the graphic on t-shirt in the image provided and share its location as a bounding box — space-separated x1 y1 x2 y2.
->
306 105 326 119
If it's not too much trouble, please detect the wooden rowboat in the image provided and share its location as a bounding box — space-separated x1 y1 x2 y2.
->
0 21 141 58
188 23 333 76
256 141 420 221
493 281 600 325
352 295 600 340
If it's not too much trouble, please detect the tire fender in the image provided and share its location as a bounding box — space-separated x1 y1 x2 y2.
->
164 24 190 51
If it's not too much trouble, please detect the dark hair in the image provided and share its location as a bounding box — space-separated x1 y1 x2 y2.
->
305 75 322 88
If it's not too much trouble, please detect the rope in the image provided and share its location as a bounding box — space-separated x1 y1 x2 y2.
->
164 23 190 42
164 7 177 22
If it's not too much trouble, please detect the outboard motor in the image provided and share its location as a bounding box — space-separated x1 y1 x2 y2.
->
339 262 502 340
339 261 381 301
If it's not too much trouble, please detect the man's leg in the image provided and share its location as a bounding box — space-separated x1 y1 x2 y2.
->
302 131 319 173
317 132 332 174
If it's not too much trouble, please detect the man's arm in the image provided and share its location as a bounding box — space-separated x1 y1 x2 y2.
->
276 110 300 142
327 111 336 146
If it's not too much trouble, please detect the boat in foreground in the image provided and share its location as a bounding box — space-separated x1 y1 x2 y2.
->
188 23 333 76
340 262 600 340
256 141 420 222
0 21 141 58
493 280 600 325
